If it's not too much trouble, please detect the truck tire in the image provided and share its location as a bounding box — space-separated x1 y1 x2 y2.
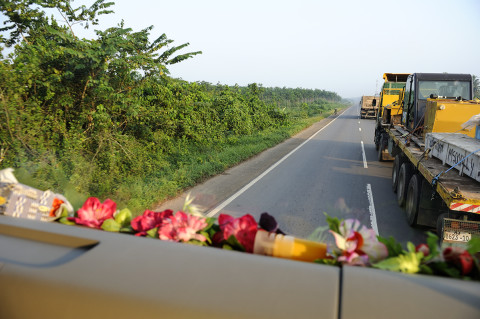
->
392 155 402 193
377 135 385 162
397 162 413 207
405 174 422 226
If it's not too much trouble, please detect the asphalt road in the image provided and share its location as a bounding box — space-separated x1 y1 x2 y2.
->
155 105 428 246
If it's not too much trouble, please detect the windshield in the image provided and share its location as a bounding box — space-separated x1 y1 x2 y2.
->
418 80 471 100
383 82 405 96
383 89 402 95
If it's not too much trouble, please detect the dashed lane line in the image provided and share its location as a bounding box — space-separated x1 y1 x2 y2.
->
367 183 379 235
361 141 368 168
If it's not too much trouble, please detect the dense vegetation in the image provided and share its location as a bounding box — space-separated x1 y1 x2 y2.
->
0 0 345 212
474 75 480 99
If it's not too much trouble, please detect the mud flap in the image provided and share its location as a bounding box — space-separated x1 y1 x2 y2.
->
416 181 448 228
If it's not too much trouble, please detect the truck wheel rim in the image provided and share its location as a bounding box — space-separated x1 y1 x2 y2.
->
406 187 415 223
397 170 405 205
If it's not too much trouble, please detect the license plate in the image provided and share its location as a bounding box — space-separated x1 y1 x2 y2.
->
443 231 472 243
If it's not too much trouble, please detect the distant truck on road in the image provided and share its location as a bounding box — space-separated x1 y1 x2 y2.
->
359 95 379 119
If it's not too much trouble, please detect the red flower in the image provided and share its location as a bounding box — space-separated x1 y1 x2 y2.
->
218 214 258 253
131 209 173 236
158 211 208 242
443 247 474 276
72 197 116 229
416 244 430 257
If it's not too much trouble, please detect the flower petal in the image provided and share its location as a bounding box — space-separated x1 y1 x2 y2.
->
329 230 347 251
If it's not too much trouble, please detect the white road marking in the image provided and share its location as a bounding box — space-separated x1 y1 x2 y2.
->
206 109 343 217
361 141 368 168
366 184 379 235
359 127 362 132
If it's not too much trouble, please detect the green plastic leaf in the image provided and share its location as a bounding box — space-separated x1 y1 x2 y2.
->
378 236 403 257
186 239 208 247
114 208 132 228
407 242 416 253
146 227 159 238
374 252 423 274
58 216 76 226
308 225 330 243
314 258 339 266
467 237 480 256
324 213 341 234
58 206 70 218
429 261 462 278
101 219 121 232
199 231 212 244
225 234 245 252
203 222 220 240
425 232 441 262
120 226 134 234
419 264 434 275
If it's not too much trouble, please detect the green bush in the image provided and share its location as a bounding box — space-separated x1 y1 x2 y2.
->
0 0 346 213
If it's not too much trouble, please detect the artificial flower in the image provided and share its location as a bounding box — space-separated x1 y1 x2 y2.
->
131 209 173 236
374 251 423 274
72 197 116 229
416 243 430 257
259 212 285 234
158 211 208 242
443 246 474 276
182 193 203 217
330 219 388 266
48 197 66 218
218 214 258 253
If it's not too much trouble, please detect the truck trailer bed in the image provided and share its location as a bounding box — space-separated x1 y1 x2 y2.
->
388 125 480 211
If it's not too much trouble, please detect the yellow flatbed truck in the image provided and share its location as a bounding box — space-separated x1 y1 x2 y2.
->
386 73 480 246
375 73 409 160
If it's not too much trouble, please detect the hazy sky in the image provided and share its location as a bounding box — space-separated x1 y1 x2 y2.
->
8 0 480 98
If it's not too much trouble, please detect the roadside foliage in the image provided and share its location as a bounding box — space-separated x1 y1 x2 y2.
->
0 0 344 212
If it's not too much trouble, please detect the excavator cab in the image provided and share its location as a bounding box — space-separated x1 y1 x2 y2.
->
401 73 473 134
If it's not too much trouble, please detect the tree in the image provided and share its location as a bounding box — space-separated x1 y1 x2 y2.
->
0 0 114 46
0 0 202 196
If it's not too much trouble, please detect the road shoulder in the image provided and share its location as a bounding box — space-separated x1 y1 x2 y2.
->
153 112 344 214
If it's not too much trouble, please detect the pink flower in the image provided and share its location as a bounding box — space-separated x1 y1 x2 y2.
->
158 211 208 242
443 247 474 276
72 197 116 229
330 219 388 266
416 243 430 257
218 214 258 253
131 209 173 236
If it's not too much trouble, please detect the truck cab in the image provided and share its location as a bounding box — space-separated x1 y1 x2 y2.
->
377 73 409 120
